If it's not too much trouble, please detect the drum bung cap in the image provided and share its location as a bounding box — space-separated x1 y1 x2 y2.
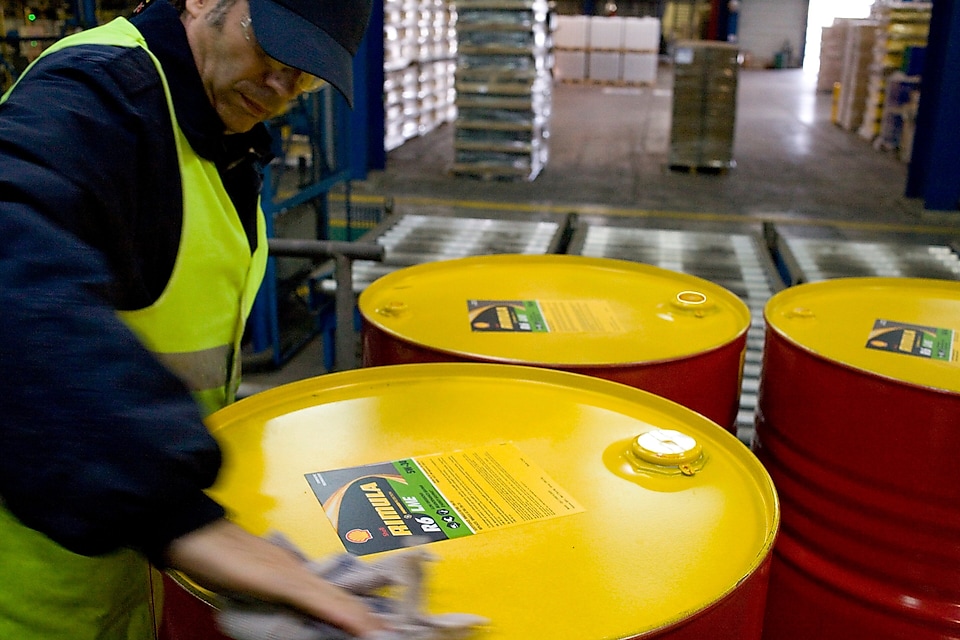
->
785 306 815 319
670 291 716 317
630 429 705 476
377 301 409 317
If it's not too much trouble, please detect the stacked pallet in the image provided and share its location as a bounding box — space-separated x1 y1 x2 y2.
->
836 19 878 131
621 18 661 84
817 19 854 93
875 71 921 154
553 15 590 81
384 0 459 151
452 0 553 181
587 16 624 82
662 1 699 42
857 1 931 141
553 15 660 84
669 40 740 171
897 85 921 163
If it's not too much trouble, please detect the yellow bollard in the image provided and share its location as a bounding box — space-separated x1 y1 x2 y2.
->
831 82 841 124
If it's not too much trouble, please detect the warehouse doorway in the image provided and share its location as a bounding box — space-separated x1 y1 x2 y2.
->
803 0 873 71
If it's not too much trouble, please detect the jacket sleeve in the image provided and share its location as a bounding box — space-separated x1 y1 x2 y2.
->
0 45 226 565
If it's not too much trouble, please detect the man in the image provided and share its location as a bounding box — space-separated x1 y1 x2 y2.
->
0 0 387 637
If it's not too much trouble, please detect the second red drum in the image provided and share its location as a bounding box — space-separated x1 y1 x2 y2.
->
358 254 752 433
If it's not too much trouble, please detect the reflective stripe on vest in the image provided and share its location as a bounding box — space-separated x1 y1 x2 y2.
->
0 17 264 640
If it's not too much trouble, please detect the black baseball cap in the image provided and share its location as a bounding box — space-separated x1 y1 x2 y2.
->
247 0 372 106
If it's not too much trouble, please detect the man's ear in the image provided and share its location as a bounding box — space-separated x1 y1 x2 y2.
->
182 0 206 20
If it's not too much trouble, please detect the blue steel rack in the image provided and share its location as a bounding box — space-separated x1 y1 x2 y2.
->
246 87 353 367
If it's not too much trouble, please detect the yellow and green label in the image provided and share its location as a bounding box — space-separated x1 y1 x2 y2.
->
467 299 624 334
306 443 583 555
866 318 957 363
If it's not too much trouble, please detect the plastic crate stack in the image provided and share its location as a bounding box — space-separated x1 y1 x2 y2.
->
452 0 553 181
384 0 459 151
857 0 931 141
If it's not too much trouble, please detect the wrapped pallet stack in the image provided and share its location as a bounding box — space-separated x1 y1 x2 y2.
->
383 0 459 151
452 0 553 181
836 19 878 131
669 40 740 172
817 19 854 93
858 1 931 142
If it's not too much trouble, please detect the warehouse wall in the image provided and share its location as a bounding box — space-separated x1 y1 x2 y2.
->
737 0 810 68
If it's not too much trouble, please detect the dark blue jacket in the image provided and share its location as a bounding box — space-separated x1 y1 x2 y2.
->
0 0 273 565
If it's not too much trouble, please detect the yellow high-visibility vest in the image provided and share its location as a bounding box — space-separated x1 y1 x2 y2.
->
0 16 266 639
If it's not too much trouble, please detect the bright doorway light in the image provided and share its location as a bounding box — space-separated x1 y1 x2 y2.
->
804 0 874 72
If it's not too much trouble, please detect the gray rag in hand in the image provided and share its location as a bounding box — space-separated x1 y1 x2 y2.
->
215 533 488 640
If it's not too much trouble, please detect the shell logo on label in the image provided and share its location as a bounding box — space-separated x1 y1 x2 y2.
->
345 529 374 544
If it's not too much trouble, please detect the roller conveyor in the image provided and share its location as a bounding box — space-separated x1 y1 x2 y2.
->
567 221 786 446
318 212 571 293
776 236 960 284
314 209 960 447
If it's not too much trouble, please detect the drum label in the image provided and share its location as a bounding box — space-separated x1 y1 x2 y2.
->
306 443 583 555
467 299 623 333
865 319 957 363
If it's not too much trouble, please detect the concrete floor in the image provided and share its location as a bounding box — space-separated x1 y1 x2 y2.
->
245 66 960 394
358 67 956 227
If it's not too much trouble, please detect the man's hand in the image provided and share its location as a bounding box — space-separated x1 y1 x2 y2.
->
164 519 388 637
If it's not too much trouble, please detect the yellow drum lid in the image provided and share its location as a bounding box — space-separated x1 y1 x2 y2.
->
358 254 751 365
765 277 960 393
204 363 778 639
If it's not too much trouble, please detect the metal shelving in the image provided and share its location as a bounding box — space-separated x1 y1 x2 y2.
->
246 89 357 368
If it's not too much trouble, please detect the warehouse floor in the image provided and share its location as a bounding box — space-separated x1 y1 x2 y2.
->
244 66 960 412
359 66 954 226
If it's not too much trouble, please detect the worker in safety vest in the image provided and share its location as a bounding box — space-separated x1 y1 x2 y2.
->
0 0 386 637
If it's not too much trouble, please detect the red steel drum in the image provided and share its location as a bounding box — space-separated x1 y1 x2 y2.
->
157 573 226 640
358 254 751 433
754 277 960 640
159 363 778 639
